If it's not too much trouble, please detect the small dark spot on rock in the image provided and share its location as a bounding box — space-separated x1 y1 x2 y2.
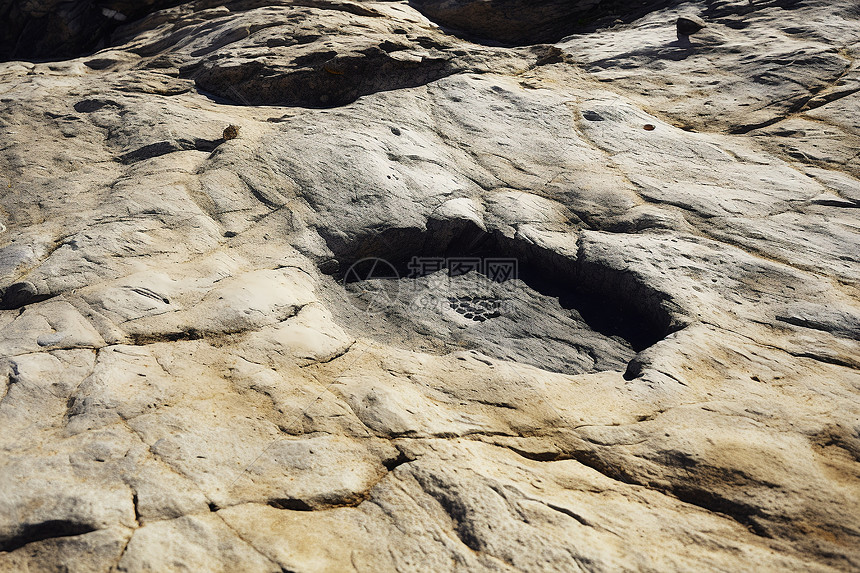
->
318 259 339 275
74 99 120 113
268 498 313 511
1 281 42 310
391 126 401 136
644 124 656 131
84 58 120 70
582 110 604 121
623 357 645 381
535 46 566 66
222 125 240 140
677 15 707 37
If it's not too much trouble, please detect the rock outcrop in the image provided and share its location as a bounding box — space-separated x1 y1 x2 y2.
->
1 0 859 571
0 0 182 60
406 0 600 44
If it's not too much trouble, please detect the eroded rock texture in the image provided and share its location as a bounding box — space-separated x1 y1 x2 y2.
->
0 0 859 571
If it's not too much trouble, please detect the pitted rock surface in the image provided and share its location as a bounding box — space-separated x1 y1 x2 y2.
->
1 0 859 571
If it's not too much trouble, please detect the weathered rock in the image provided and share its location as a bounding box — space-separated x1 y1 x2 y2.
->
0 0 180 60
0 281 41 309
0 0 859 571
676 14 706 38
407 0 602 44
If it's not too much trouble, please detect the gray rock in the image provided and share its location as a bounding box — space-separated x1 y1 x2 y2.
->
0 281 40 309
0 0 859 571
0 0 177 60
408 0 602 44
676 14 706 38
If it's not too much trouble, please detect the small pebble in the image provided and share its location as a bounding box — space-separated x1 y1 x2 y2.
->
677 15 706 37
223 124 240 140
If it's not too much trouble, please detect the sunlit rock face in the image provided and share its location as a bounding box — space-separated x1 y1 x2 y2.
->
1 0 859 571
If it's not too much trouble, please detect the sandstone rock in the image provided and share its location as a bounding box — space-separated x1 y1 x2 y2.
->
116 514 281 572
0 281 41 309
0 0 858 571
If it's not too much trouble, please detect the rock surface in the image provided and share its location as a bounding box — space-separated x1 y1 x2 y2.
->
0 0 859 571
0 0 180 61
407 0 600 44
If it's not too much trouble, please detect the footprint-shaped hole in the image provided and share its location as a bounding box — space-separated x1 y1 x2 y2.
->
319 218 678 375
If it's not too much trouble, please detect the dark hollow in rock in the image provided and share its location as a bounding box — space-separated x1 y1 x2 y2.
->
407 0 598 45
83 57 122 70
0 520 98 553
185 49 458 108
677 15 707 37
776 312 860 341
0 281 52 310
117 138 223 164
407 0 681 45
318 218 679 375
0 0 187 61
582 110 605 121
534 46 567 66
267 498 314 511
73 99 122 113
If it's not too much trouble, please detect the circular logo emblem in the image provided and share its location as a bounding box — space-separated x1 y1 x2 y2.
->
342 258 400 315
